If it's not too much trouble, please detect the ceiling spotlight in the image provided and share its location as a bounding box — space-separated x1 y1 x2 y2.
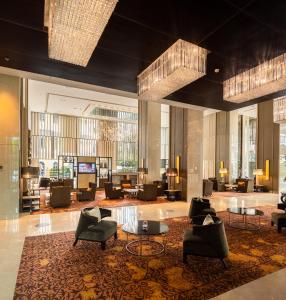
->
214 68 220 73
4 57 10 62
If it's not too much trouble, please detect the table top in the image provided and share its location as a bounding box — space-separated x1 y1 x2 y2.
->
123 188 139 193
164 189 181 192
224 184 238 187
227 207 264 216
122 220 169 235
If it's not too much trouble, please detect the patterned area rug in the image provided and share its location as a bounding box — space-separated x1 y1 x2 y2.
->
15 207 286 299
33 190 169 215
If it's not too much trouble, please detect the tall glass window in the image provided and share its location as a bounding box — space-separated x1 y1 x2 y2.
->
280 124 286 192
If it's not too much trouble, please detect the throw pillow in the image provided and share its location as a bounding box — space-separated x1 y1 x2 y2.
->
203 214 214 225
122 183 131 188
87 207 101 222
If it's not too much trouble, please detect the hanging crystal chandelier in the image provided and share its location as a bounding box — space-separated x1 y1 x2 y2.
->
273 95 286 123
137 39 208 102
224 53 286 103
45 0 118 67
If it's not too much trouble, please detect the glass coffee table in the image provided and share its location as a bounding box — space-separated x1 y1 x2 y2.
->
122 220 169 256
227 207 264 231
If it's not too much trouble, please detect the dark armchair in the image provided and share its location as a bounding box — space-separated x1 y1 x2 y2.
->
137 184 157 201
77 188 96 201
50 186 71 208
203 179 213 196
153 181 167 196
104 182 124 199
189 197 216 220
183 216 229 268
73 207 117 250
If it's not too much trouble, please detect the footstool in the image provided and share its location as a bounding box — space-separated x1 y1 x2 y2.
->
271 212 286 233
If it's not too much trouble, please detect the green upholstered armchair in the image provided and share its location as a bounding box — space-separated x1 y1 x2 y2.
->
73 207 117 250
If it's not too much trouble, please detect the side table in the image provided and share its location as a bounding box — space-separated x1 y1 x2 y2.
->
22 195 40 213
164 190 181 201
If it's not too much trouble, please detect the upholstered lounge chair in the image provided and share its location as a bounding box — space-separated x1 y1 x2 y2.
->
50 186 71 208
104 182 124 199
77 188 96 201
137 184 157 201
73 207 117 250
183 216 229 268
189 197 216 220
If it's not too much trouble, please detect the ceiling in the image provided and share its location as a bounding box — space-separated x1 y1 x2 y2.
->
28 79 138 119
1 0 286 111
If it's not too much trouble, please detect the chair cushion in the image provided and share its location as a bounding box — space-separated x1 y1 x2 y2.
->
203 214 214 225
87 207 101 222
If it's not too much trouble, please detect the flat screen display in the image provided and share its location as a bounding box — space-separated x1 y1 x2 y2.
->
78 163 96 174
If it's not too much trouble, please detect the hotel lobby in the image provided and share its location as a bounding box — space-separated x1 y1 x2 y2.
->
1 0 286 299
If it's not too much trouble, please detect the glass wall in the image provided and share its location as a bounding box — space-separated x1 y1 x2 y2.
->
31 111 138 173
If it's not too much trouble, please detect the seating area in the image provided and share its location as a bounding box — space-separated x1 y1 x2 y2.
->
2 1 286 299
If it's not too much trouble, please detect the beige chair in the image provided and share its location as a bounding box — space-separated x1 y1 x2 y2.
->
50 186 71 208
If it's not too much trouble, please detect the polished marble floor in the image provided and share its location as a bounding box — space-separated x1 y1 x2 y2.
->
0 192 284 300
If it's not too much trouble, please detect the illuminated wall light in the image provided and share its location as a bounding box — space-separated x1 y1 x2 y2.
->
175 155 180 184
138 39 208 102
224 53 286 103
265 160 270 181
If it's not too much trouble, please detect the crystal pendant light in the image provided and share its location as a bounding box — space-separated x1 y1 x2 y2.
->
224 53 286 103
137 39 208 102
273 95 286 123
45 0 118 67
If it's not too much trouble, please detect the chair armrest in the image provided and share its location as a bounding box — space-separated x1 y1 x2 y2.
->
192 215 206 225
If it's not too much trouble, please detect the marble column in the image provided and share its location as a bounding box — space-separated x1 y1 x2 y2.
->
0 74 21 219
257 100 279 192
186 109 204 201
169 107 204 201
138 100 161 183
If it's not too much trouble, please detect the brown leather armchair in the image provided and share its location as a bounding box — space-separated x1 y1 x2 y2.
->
104 182 124 199
137 184 157 201
50 186 71 208
77 188 96 201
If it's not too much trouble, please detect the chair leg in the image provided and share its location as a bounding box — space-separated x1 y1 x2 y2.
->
73 238 78 246
221 258 228 269
101 241 106 250
114 232 118 240
183 253 187 264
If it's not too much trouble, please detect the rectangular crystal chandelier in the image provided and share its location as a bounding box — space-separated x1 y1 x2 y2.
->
224 53 286 103
273 95 286 123
137 39 208 101
45 0 118 67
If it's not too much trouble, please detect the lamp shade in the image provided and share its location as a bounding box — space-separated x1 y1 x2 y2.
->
253 169 263 176
166 168 178 177
137 167 148 174
21 166 39 179
219 168 228 174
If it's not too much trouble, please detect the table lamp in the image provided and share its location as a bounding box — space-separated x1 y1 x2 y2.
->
219 168 228 183
166 168 178 190
253 169 263 185
21 166 39 195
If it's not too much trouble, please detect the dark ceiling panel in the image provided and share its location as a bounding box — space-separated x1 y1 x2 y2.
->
0 0 286 111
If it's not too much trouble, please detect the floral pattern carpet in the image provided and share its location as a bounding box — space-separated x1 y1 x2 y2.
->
14 207 286 299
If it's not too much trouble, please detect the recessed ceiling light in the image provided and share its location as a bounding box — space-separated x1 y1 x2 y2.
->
214 68 220 73
4 57 10 62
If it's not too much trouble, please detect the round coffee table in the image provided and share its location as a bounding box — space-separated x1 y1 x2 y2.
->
227 207 264 231
122 220 169 256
